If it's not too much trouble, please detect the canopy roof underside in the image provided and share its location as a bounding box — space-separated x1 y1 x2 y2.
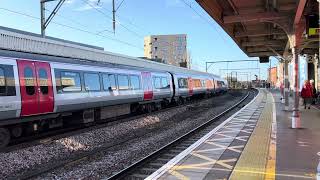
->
196 0 319 57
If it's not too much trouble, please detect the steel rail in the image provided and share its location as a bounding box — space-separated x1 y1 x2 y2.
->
10 92 242 180
107 90 254 180
2 94 218 153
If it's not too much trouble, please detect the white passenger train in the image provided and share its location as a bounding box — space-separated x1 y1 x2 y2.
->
0 52 227 147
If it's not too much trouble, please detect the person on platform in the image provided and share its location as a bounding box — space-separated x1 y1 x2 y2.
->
301 80 313 109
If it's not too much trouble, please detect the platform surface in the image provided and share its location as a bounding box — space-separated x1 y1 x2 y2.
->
146 89 320 180
272 90 320 180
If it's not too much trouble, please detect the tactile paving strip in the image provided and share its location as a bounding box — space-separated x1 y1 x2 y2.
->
156 90 268 180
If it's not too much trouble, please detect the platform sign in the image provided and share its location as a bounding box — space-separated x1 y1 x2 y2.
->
307 14 319 37
309 28 320 36
259 56 269 63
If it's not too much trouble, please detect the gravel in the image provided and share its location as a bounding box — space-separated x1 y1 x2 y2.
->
0 103 187 179
0 90 247 179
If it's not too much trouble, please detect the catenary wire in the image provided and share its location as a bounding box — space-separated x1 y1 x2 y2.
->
81 0 144 38
44 8 114 34
179 0 232 48
0 7 143 50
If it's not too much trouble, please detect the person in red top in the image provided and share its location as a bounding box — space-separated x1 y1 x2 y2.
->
301 80 313 109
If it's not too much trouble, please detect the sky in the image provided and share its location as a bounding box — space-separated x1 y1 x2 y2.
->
0 0 278 80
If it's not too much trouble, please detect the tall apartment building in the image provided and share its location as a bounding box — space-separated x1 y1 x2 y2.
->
144 34 189 68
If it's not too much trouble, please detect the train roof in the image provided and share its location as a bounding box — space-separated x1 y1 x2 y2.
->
0 26 220 78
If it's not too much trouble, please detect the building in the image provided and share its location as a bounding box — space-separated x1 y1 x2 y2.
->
277 63 284 88
268 67 277 87
144 34 188 68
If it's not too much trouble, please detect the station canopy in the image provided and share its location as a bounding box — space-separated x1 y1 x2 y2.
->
196 0 319 61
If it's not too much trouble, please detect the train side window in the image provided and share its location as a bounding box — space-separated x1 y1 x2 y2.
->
130 75 140 90
161 77 169 89
118 74 129 90
178 78 187 88
24 67 35 95
102 74 111 91
109 74 117 90
84 73 100 91
60 71 81 92
201 80 206 87
39 68 49 94
192 79 199 88
0 68 5 94
153 77 161 89
103 74 117 91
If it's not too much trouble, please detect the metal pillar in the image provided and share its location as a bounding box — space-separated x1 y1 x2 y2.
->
284 59 289 110
40 0 65 37
315 55 319 91
112 0 116 34
269 58 272 84
291 46 301 128
40 0 46 37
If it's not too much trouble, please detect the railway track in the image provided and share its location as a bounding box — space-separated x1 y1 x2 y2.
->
5 91 245 179
5 90 252 179
107 89 256 180
2 94 219 153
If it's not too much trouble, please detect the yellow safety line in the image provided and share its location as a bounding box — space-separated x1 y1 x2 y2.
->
168 170 190 180
229 90 272 180
265 93 277 180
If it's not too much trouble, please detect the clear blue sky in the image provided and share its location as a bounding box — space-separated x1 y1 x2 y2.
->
0 0 277 80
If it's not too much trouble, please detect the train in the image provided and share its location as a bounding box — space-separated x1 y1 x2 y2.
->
0 53 227 148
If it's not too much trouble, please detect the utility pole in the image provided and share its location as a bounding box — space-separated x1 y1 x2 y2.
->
40 0 46 37
112 0 116 35
40 0 65 37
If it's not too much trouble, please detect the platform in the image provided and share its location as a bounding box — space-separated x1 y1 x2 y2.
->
146 89 320 180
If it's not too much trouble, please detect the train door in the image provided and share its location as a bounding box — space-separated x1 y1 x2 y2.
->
35 62 54 114
141 72 153 100
17 60 54 116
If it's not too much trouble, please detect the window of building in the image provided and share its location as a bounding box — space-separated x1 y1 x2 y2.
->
154 38 157 41
118 74 129 90
130 75 140 90
84 73 100 91
155 56 158 59
153 77 161 89
38 68 49 94
161 77 169 89
24 67 35 95
155 47 158 51
0 68 5 94
60 71 81 92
